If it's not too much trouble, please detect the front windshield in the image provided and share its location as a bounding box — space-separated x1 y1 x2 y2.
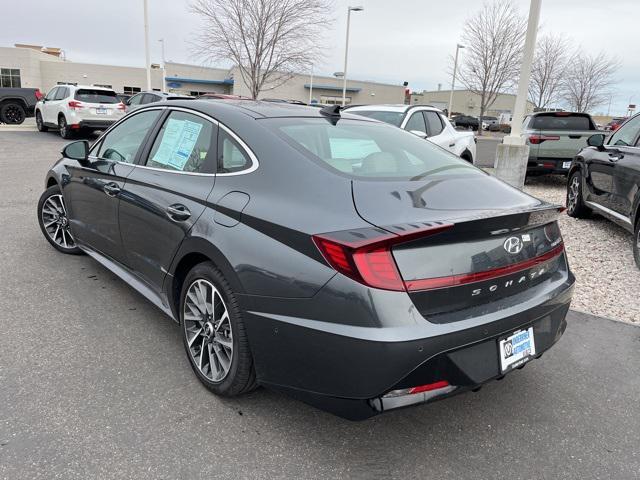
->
265 117 482 180
347 110 404 127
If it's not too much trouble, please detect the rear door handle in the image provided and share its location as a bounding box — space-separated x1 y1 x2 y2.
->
449 143 456 147
166 204 191 221
103 182 121 197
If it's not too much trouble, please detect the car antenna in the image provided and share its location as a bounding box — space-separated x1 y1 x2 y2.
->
319 104 341 125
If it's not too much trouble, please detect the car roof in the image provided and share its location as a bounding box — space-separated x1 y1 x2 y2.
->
69 85 116 92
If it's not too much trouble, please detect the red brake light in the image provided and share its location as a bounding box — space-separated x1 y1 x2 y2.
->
529 134 560 144
408 381 450 394
34 89 43 101
117 102 126 111
68 100 83 110
312 223 453 291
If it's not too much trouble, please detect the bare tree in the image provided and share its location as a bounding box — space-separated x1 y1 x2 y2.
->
528 33 570 110
190 0 332 99
457 0 526 134
562 51 619 113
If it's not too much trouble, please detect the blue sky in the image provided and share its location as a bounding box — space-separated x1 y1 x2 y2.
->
3 0 636 115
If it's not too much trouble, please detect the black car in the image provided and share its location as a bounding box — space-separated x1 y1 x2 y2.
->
0 87 42 124
452 115 479 131
37 101 574 419
566 113 640 268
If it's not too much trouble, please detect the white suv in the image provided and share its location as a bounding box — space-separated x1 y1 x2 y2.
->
35 85 125 138
345 104 477 163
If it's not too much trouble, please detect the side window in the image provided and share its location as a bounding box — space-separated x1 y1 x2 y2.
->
609 115 640 147
218 129 252 173
128 94 143 106
45 87 58 101
140 93 158 104
146 111 216 173
54 87 68 100
96 110 161 163
405 112 427 134
424 111 444 137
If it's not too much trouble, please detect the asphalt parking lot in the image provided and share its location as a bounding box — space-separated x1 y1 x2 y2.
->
1 130 640 479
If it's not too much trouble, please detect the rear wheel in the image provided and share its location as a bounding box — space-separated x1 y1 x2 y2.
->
0 102 26 124
180 262 257 396
36 111 48 132
58 115 72 139
633 221 640 270
566 170 591 218
37 185 82 255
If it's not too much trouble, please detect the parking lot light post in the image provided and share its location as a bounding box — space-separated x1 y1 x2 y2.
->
342 6 364 107
448 44 464 119
494 0 542 189
143 0 152 91
159 38 166 93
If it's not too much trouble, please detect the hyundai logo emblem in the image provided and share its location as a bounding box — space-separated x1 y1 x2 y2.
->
503 236 524 255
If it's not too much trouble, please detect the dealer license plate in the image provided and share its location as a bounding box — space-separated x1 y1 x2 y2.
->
498 327 536 373
562 161 572 169
96 107 107 115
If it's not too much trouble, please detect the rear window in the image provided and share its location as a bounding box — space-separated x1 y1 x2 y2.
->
266 118 481 180
74 89 118 104
531 114 594 130
348 110 405 127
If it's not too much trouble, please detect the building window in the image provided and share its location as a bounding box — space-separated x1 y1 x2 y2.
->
123 86 141 95
190 91 208 97
0 68 21 88
57 81 78 86
320 95 351 105
94 84 112 89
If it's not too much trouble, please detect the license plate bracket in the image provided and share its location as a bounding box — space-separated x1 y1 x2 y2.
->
498 327 536 373
96 108 107 115
562 161 572 169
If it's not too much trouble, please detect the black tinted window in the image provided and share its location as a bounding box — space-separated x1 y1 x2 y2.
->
531 114 593 130
141 93 160 104
349 110 404 127
75 89 118 104
96 110 160 162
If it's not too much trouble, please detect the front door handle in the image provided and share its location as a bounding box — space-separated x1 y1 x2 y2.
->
103 182 121 197
449 143 456 147
608 154 622 162
166 204 191 221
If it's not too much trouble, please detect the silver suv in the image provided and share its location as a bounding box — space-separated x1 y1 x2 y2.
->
35 85 125 138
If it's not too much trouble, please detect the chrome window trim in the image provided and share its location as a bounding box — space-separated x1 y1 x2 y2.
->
87 105 259 177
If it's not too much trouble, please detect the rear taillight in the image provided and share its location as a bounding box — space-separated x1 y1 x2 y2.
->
383 380 453 399
312 223 453 291
529 134 560 144
117 102 126 111
68 100 83 110
34 89 43 101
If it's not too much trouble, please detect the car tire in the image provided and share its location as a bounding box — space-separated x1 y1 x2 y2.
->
633 220 640 270
566 170 591 218
37 185 82 255
180 262 257 397
58 115 72 139
36 111 48 132
0 102 26 124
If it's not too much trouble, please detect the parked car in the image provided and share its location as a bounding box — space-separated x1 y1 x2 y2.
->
0 87 43 124
346 104 477 162
523 111 599 176
605 117 627 131
125 91 194 111
197 93 251 100
451 115 479 131
480 116 499 130
35 85 125 138
566 113 640 268
37 100 574 419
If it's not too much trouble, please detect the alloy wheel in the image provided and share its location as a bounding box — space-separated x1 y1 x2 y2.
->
41 194 75 249
567 175 580 213
36 112 43 129
4 104 24 124
183 279 233 382
59 117 67 137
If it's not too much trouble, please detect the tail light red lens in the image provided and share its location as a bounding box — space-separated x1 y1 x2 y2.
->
117 102 126 111
68 100 83 110
312 223 453 291
34 89 43 101
529 134 560 144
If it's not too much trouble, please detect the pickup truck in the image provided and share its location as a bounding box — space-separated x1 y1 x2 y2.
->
0 87 43 124
344 104 477 163
523 111 600 175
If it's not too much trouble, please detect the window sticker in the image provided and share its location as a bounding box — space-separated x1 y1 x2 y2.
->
152 118 203 170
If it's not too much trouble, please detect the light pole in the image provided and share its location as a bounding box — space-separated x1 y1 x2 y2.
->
143 0 151 90
159 38 166 93
341 6 363 107
309 65 314 104
448 44 464 118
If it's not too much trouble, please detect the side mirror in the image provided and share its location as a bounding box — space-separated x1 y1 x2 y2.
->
62 140 90 162
409 130 428 139
587 133 605 149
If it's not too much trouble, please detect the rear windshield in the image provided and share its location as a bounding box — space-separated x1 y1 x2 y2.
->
348 110 405 127
531 114 594 130
74 89 118 104
265 117 481 180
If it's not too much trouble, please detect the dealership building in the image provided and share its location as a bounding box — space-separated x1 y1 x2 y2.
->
0 44 405 105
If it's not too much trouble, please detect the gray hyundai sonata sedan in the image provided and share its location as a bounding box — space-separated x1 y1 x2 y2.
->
37 100 574 419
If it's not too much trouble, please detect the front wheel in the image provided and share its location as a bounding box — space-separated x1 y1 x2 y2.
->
566 170 591 218
0 102 26 124
58 115 72 139
180 262 257 396
37 185 82 254
36 111 48 132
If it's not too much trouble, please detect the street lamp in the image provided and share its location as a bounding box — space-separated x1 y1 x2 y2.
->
143 0 151 90
448 43 464 119
159 38 166 93
341 6 364 107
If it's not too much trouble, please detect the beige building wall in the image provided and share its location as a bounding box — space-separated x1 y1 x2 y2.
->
0 46 58 88
411 89 535 117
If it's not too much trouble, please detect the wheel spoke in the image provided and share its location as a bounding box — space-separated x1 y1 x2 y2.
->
199 338 206 370
215 335 232 350
188 328 203 347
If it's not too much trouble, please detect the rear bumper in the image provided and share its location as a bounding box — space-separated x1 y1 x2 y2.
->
77 119 117 130
527 158 574 174
242 270 575 420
